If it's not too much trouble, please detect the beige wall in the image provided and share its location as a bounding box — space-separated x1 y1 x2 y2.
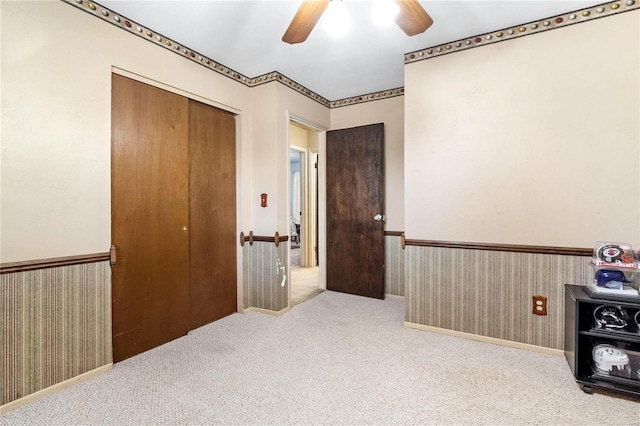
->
276 84 330 235
0 1 332 262
404 12 640 248
249 83 279 236
1 1 248 262
330 96 405 231
290 123 309 149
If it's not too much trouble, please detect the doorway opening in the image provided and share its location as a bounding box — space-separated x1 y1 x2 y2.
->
289 121 321 306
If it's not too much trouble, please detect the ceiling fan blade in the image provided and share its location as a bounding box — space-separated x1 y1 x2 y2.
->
394 0 433 36
282 0 330 44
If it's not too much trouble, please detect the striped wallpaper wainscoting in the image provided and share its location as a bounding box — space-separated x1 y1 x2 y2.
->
384 234 405 297
404 245 592 350
242 238 289 313
1 261 112 406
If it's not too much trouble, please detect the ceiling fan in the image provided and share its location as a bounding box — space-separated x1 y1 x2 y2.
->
282 0 434 44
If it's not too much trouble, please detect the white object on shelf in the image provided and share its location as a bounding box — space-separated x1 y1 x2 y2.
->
589 285 639 297
592 344 629 374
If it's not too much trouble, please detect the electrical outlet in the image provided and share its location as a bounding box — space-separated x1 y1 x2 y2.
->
532 295 547 315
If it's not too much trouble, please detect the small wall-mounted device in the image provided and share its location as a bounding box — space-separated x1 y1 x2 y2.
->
260 193 267 208
532 295 547 316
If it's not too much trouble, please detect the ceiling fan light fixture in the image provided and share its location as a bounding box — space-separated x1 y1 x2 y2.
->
323 0 350 38
372 0 400 27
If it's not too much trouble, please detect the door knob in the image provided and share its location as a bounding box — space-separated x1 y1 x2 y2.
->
182 226 188 231
374 214 385 222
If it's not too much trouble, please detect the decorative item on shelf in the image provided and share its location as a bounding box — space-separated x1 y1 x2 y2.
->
594 305 628 330
587 241 640 299
596 269 632 289
591 242 639 269
592 344 630 377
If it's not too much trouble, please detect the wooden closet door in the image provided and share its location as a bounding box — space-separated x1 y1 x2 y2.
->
188 100 237 330
111 74 190 362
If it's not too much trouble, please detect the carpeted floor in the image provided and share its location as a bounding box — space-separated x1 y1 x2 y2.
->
1 291 638 425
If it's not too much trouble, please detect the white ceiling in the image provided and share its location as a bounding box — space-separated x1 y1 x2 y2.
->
98 0 606 101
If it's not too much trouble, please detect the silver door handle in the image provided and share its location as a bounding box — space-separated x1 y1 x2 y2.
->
374 214 385 222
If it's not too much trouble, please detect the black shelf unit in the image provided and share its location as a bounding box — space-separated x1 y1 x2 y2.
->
564 284 640 396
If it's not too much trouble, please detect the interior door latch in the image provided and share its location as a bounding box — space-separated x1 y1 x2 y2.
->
374 214 385 222
109 245 116 267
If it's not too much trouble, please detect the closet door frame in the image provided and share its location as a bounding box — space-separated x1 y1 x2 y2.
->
110 69 242 361
111 69 243 311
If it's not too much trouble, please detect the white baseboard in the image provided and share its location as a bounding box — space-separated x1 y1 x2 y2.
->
404 322 563 357
385 294 405 299
0 363 113 414
243 306 291 316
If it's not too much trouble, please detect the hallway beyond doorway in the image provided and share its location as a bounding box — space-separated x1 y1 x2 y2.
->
290 266 321 306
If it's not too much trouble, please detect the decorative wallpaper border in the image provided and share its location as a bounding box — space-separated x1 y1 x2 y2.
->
62 0 637 108
252 72 330 107
330 88 405 109
405 0 639 64
61 0 331 107
63 1 250 82
2 261 112 406
404 245 593 350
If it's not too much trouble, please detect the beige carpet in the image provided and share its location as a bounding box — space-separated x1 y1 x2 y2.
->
1 291 638 425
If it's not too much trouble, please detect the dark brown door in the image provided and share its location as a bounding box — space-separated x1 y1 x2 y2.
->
111 74 190 362
188 100 237 330
326 123 385 299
